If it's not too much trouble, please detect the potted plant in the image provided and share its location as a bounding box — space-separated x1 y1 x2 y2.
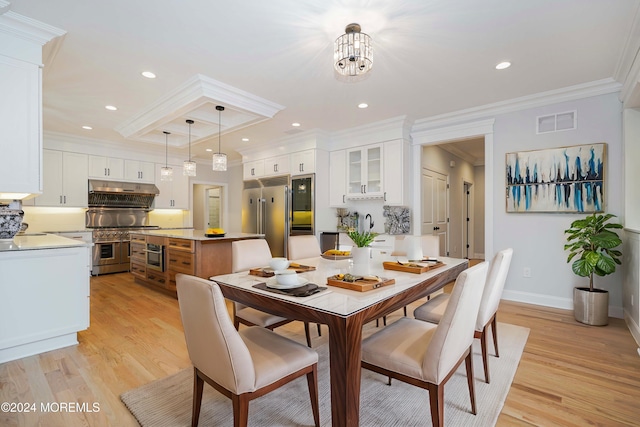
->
347 229 378 274
564 212 622 325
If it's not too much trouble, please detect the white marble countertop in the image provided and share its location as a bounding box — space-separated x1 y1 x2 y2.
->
0 234 92 252
129 229 264 241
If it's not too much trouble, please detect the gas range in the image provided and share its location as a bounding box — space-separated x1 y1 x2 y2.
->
90 226 159 243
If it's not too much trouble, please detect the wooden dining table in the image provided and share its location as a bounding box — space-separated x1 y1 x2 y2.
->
211 255 469 427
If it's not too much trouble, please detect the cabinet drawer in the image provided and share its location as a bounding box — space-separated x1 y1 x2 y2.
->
130 234 147 244
167 250 195 274
146 270 167 287
130 261 146 279
130 242 146 262
168 238 195 252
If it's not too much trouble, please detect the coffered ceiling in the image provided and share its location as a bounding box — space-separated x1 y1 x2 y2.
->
5 0 640 162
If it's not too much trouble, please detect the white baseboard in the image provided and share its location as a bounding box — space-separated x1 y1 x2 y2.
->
624 311 640 348
0 333 78 364
502 289 624 319
473 252 485 260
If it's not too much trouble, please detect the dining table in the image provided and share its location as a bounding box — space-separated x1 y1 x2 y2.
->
210 255 469 427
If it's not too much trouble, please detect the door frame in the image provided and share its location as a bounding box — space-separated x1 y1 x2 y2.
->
411 118 494 260
421 166 450 256
191 181 229 232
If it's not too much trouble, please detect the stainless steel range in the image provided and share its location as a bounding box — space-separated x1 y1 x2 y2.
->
87 180 160 275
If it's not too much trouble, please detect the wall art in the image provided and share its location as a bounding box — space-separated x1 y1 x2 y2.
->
506 143 606 213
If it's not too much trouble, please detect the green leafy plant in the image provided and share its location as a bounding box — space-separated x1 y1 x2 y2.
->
347 229 378 248
564 213 623 291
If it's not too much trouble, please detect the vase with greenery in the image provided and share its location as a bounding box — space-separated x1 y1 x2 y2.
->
347 229 379 248
564 212 622 325
347 229 378 275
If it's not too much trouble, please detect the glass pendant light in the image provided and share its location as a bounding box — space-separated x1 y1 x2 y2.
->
183 119 196 176
212 105 227 171
160 131 173 181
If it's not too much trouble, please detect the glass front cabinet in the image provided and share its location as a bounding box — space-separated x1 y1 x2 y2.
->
346 143 383 198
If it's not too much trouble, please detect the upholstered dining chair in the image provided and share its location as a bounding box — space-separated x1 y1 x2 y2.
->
231 239 313 347
361 261 489 427
287 235 323 337
175 274 320 427
414 248 513 383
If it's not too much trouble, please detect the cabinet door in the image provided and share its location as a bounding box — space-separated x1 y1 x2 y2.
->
383 140 404 205
243 160 265 180
346 148 363 195
291 150 315 175
154 163 173 208
62 152 88 207
88 156 124 179
0 56 41 195
264 155 289 176
124 160 154 182
36 149 64 206
329 150 347 207
364 144 383 195
155 164 189 209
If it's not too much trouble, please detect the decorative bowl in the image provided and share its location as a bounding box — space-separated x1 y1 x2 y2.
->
269 257 290 271
275 269 298 286
0 206 24 240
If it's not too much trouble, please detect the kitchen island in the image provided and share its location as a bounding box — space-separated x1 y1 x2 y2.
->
129 230 263 295
0 235 92 363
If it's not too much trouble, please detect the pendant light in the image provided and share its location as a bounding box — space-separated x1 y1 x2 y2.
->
160 131 173 181
183 119 196 176
212 105 227 171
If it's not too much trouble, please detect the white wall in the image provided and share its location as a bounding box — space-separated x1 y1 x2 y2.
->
494 93 624 316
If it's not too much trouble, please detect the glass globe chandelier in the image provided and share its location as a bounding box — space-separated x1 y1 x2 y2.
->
160 131 173 181
334 23 372 78
183 119 196 176
212 105 227 171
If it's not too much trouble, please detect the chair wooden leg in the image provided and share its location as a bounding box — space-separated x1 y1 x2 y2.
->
479 326 490 383
491 314 500 358
304 322 312 347
403 306 407 316
465 346 477 415
232 394 250 427
383 316 387 326
192 368 204 427
306 365 321 427
316 323 322 336
427 383 445 427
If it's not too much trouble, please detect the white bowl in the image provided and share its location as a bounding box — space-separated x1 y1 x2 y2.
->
269 257 290 271
275 269 298 286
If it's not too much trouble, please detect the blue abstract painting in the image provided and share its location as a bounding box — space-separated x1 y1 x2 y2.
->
506 143 606 213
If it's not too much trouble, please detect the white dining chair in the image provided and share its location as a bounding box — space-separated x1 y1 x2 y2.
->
414 248 513 383
231 239 313 347
287 235 323 337
361 261 489 427
176 274 320 427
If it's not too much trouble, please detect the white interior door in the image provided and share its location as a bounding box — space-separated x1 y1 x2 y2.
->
422 168 449 255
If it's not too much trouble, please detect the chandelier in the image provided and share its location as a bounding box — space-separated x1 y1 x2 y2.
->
160 131 173 181
183 119 196 176
212 105 227 171
334 23 372 77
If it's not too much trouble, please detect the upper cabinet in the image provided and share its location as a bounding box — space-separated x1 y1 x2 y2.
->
329 150 347 207
346 143 383 198
0 56 42 197
290 150 315 175
264 155 290 176
33 150 88 207
242 149 317 180
124 160 155 183
88 155 124 180
243 160 265 180
154 164 189 209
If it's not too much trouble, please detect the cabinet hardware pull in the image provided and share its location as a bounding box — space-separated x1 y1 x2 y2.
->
63 195 66 204
343 194 345 203
59 195 62 204
104 168 107 176
384 192 386 201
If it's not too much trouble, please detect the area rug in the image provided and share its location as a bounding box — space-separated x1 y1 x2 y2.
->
121 322 529 426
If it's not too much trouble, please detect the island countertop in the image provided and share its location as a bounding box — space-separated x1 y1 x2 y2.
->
128 229 264 241
0 234 92 252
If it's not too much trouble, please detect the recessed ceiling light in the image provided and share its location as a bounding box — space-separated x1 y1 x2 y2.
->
82 125 93 130
495 61 511 70
105 105 117 111
358 103 368 109
242 138 249 142
292 122 301 127
141 71 156 79
205 148 213 152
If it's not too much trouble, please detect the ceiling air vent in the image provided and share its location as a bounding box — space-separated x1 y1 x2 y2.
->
536 110 576 134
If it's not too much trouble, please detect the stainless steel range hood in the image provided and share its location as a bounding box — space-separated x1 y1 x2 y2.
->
88 180 159 209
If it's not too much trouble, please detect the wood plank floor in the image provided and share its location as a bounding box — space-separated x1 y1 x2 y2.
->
1 271 639 426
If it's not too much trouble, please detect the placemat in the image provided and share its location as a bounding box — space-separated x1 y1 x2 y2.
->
252 282 327 297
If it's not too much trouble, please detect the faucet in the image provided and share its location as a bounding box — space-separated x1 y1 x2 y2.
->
365 213 374 230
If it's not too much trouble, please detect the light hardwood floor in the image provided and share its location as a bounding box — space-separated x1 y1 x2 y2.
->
1 272 639 426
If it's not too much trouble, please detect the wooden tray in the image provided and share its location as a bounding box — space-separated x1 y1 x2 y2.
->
382 260 445 274
326 276 395 292
249 264 316 277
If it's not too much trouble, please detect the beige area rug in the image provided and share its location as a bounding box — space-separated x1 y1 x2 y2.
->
121 322 529 426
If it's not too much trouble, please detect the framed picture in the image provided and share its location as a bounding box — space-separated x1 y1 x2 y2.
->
506 143 606 213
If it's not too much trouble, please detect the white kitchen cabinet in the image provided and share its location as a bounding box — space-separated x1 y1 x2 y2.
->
243 160 265 180
264 154 290 176
329 150 347 207
291 150 315 175
34 150 88 207
346 143 383 198
383 139 406 205
155 164 189 209
0 56 42 197
88 155 124 180
124 159 155 183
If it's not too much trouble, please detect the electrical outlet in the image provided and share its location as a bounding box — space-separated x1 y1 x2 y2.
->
523 267 532 278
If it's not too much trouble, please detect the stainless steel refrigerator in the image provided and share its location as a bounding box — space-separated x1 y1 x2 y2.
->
242 176 290 257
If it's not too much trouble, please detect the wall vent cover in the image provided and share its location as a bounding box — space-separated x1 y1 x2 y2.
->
537 110 576 134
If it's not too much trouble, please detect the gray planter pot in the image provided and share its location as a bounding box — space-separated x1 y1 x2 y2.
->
573 287 609 326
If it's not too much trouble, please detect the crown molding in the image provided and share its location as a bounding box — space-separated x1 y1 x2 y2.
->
616 2 640 106
0 10 65 46
413 78 621 132
235 128 331 159
412 119 495 145
329 115 413 150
